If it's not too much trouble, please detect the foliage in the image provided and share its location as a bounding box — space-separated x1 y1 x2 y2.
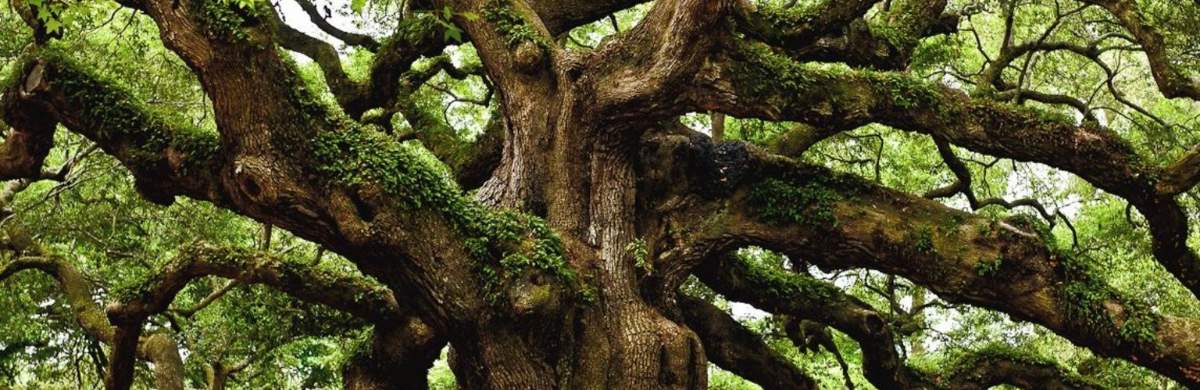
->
2 0 1200 387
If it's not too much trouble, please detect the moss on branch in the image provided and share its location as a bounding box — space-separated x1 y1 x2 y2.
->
311 128 591 306
196 0 267 42
481 0 543 48
27 47 220 180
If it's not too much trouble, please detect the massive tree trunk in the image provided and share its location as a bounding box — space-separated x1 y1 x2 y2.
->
6 0 1200 388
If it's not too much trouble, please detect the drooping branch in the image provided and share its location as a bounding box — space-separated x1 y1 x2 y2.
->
688 40 1200 301
678 295 818 390
695 252 1106 390
0 233 185 390
694 253 926 389
0 219 440 389
925 344 1105 390
108 244 402 324
2 51 226 206
1079 0 1200 102
666 140 1200 386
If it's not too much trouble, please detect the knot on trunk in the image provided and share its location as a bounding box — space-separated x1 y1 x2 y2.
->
514 41 545 74
231 157 280 205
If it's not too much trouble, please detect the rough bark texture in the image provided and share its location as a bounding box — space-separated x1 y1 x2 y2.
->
4 0 1200 388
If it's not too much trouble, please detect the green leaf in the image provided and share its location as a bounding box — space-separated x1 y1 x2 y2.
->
350 0 367 13
444 26 463 43
44 18 61 32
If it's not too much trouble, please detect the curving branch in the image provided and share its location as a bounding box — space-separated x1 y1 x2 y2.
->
2 52 226 206
291 0 381 50
663 139 1200 386
924 137 1058 224
678 295 818 390
687 40 1200 302
0 234 185 390
694 253 927 389
0 224 437 389
695 252 1105 389
1079 0 1200 102
926 345 1105 390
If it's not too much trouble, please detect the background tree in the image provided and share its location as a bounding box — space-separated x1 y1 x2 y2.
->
2 0 1200 388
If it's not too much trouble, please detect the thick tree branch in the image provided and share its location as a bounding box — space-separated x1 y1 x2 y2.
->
0 88 55 180
589 0 734 119
695 252 1105 389
2 52 226 206
694 253 926 389
688 40 1200 301
926 345 1104 390
740 0 879 46
1158 145 1200 196
739 0 956 70
670 143 1200 386
678 295 818 390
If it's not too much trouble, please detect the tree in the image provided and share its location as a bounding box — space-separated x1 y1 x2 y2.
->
2 0 1200 388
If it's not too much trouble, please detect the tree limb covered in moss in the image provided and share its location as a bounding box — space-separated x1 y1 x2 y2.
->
686 40 1200 303
694 251 1104 389
3 52 225 206
734 0 957 70
658 137 1200 386
693 252 926 389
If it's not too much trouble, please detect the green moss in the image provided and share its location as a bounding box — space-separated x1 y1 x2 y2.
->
910 225 935 254
35 47 219 173
195 0 263 42
929 342 1098 388
974 256 1003 277
311 128 590 306
729 41 833 100
755 4 820 34
1059 253 1160 347
748 177 841 228
481 0 542 47
0 57 27 92
735 250 845 304
731 40 946 115
863 70 942 110
626 238 650 273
